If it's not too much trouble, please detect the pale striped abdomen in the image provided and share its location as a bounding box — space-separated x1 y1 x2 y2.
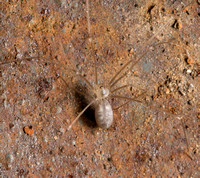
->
95 99 113 129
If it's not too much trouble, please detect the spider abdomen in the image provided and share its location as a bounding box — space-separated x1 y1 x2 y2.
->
95 99 113 129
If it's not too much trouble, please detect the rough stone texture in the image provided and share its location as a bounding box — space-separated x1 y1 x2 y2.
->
0 0 199 177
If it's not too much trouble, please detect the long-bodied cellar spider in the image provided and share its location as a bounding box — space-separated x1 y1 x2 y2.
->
63 0 179 130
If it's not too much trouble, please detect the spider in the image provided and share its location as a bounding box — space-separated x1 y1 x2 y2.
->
63 0 174 130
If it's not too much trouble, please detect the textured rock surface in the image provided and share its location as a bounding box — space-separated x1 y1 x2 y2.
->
0 0 199 177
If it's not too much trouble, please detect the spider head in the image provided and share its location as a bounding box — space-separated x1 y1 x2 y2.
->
95 86 109 99
101 87 109 98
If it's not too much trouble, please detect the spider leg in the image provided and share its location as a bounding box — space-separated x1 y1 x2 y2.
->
0 56 40 65
110 70 131 89
109 54 136 88
66 0 101 131
109 39 174 89
86 0 91 38
110 91 146 110
108 8 176 88
76 72 94 90
113 100 131 110
57 75 94 100
67 99 98 131
59 67 94 90
110 84 131 93
110 95 143 103
86 0 98 87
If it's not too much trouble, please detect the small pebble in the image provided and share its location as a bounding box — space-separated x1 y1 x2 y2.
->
56 106 62 114
5 153 14 163
189 83 194 88
165 88 170 94
43 136 48 142
72 140 76 146
23 126 34 135
186 58 194 64
187 69 192 74
129 48 134 54
59 127 65 134
35 161 40 165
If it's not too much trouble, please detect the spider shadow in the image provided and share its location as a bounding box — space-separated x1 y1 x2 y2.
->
74 82 98 129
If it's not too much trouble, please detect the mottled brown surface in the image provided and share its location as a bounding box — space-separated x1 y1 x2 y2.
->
0 0 200 177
